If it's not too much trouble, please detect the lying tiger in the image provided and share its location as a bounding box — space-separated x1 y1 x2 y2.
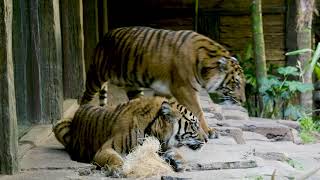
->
53 97 207 177
79 26 246 139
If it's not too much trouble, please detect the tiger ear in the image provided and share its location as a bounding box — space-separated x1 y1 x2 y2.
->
231 56 238 62
160 101 177 123
160 101 172 115
218 57 227 71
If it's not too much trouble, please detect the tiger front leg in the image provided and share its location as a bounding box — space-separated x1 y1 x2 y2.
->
161 148 186 172
93 146 124 178
171 87 219 139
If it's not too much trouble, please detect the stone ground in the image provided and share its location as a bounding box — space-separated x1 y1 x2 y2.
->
1 91 320 180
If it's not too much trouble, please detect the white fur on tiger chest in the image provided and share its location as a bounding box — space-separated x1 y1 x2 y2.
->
150 81 172 96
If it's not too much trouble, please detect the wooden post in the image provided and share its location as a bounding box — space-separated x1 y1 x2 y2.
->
12 0 29 129
38 0 63 122
60 0 85 99
27 0 42 123
251 0 267 113
83 0 99 71
0 0 19 174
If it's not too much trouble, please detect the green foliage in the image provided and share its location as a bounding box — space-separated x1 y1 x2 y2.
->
237 43 259 116
259 66 313 119
286 43 320 81
253 176 264 180
285 48 313 56
300 131 316 143
298 116 319 143
315 63 320 79
300 116 315 131
286 158 304 170
238 43 319 120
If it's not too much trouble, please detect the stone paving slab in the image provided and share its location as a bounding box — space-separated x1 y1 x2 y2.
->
3 127 320 180
2 91 320 180
216 119 296 142
20 134 94 171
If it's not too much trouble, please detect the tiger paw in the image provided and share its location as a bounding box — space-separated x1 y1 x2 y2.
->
208 128 219 139
162 149 186 172
102 165 125 178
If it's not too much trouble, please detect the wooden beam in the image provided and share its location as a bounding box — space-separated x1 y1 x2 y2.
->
38 0 63 122
60 0 85 99
0 0 19 174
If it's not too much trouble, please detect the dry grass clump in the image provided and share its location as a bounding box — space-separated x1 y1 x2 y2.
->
122 136 174 178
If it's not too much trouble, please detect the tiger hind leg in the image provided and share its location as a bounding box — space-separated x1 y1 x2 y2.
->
93 146 124 177
80 65 102 105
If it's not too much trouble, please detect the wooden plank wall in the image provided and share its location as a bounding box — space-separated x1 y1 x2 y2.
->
108 0 286 66
11 0 86 132
12 0 63 125
219 14 285 66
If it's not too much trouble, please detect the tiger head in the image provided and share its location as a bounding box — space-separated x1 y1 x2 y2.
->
199 53 246 106
171 105 208 150
152 101 206 151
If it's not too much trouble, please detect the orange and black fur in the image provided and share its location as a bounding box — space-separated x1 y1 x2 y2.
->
54 97 206 177
79 26 246 138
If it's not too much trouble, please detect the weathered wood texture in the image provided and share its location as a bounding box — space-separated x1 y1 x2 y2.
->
286 0 298 67
83 0 99 71
189 160 258 171
219 15 285 63
0 0 19 174
109 0 286 65
60 0 85 99
12 0 29 128
26 0 64 123
27 0 42 123
38 0 63 123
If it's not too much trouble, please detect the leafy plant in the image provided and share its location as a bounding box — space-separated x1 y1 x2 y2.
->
286 158 304 170
258 43 320 120
300 116 315 131
237 43 259 116
285 42 320 82
259 66 313 119
298 116 319 143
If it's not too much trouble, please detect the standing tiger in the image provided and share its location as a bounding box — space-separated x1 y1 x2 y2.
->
79 26 246 138
54 97 207 177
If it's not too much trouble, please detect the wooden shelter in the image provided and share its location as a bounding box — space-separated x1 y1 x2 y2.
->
1 0 320 174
